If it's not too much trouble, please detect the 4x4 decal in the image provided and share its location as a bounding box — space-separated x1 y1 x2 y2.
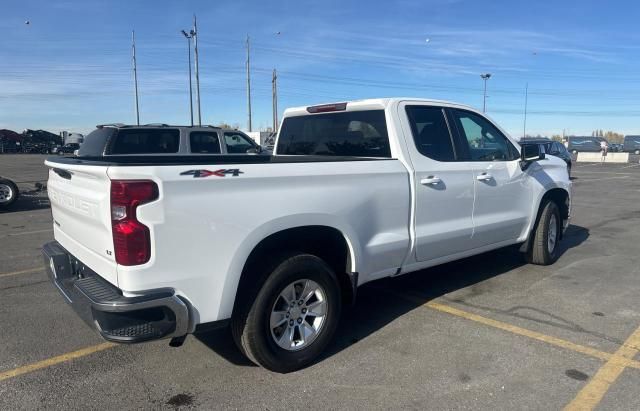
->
180 169 244 178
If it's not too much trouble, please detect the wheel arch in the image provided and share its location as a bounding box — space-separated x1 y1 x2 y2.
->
540 187 570 224
221 220 360 321
520 186 570 253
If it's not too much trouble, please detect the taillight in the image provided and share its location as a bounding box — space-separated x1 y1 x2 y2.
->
110 180 158 266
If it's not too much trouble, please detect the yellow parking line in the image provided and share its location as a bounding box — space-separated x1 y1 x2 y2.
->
426 301 615 362
378 288 640 370
0 267 42 278
0 342 115 383
563 325 640 411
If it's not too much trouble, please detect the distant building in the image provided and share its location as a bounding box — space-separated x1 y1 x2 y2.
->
0 129 22 153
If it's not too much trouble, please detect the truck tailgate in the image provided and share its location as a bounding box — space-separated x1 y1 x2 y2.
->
45 160 118 286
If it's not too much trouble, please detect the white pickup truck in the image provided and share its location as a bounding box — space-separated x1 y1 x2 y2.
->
43 98 571 372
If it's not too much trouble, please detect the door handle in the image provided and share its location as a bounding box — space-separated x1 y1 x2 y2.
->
476 173 493 181
421 176 442 185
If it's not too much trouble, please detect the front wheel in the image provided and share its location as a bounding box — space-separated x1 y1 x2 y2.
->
231 254 342 373
525 200 561 265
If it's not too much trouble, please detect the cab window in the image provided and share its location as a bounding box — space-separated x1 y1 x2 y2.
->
224 132 256 154
405 105 456 161
451 110 518 161
276 110 391 157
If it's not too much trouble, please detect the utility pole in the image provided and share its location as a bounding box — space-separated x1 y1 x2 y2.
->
480 73 491 113
132 30 140 125
192 15 201 126
272 69 278 132
246 34 252 132
523 82 529 139
181 30 194 126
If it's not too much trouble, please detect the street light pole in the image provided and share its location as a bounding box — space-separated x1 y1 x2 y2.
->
131 30 140 125
480 73 491 113
523 82 529 139
192 15 201 126
246 34 252 132
272 69 278 132
181 30 194 126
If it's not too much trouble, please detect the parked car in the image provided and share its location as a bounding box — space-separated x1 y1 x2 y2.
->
520 138 572 177
75 124 266 157
0 177 19 208
608 143 622 152
22 142 52 154
42 98 571 372
567 136 607 154
622 135 640 154
54 143 81 155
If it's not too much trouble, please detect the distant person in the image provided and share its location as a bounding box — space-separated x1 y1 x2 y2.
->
600 140 608 164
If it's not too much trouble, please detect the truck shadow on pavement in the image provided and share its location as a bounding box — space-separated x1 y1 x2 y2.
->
0 186 50 213
195 224 589 369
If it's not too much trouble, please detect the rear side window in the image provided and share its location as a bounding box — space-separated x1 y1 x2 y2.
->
277 110 391 157
405 106 456 161
110 129 180 154
77 128 116 156
190 131 221 154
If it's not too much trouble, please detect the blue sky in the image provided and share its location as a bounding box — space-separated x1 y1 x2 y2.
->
2 0 640 137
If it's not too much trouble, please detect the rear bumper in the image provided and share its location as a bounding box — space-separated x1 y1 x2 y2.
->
43 241 189 343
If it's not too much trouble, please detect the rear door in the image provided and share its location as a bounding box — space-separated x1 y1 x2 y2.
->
46 161 118 285
398 103 475 262
448 108 531 248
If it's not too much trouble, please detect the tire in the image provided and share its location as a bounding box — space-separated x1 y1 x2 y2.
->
231 253 342 373
0 178 19 208
526 200 561 265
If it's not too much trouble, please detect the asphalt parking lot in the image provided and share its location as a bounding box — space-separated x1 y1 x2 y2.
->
1 155 639 410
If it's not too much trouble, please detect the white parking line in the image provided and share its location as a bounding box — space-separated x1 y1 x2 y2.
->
575 176 630 182
0 229 53 239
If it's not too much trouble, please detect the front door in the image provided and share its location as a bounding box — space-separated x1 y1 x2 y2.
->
448 108 532 248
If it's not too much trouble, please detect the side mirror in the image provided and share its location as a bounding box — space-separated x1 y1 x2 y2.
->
520 143 545 169
246 146 260 155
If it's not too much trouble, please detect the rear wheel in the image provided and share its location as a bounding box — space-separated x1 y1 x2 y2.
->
0 178 19 208
231 253 342 373
526 200 561 265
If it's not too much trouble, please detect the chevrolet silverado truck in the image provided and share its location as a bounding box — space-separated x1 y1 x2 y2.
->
42 98 571 372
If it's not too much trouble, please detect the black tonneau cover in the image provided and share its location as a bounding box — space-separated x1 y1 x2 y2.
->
45 155 394 167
